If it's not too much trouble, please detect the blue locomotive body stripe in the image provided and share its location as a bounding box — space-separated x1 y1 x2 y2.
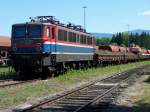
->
43 43 95 53
15 42 95 54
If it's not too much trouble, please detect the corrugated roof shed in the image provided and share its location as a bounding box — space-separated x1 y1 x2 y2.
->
0 36 11 47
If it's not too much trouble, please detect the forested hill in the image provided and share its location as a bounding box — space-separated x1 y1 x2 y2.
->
111 32 150 49
92 29 150 38
95 29 150 49
129 29 150 34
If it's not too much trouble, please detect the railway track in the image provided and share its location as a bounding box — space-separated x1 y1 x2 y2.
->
0 79 38 88
16 66 146 112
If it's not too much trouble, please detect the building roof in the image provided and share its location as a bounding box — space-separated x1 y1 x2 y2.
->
0 36 11 47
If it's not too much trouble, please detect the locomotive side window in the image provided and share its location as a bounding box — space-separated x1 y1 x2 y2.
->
76 34 80 43
58 29 67 41
87 36 89 44
73 33 76 42
69 32 73 42
80 35 84 44
52 27 55 39
80 35 87 44
83 35 86 44
63 30 67 41
87 36 92 45
46 27 50 38
58 29 92 45
92 37 95 44
58 29 63 40
69 32 72 42
90 37 92 44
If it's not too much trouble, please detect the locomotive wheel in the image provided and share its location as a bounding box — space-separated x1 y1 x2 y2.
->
16 70 32 80
55 63 65 75
41 67 49 79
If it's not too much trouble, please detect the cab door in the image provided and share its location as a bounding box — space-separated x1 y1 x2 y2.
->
50 25 56 53
42 26 51 53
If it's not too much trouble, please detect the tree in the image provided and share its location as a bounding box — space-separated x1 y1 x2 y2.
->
95 37 111 45
110 32 150 49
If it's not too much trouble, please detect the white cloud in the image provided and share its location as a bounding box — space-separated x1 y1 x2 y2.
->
143 10 150 16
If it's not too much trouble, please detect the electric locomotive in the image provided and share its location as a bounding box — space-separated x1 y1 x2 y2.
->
11 16 95 75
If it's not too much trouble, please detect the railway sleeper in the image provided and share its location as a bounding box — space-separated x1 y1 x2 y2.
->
50 103 85 108
65 97 94 100
77 92 103 96
68 94 98 98
56 99 91 104
77 91 103 95
54 101 88 106
39 105 78 112
60 99 92 103
88 86 113 90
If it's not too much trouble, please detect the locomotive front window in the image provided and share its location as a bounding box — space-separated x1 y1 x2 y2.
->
12 25 42 38
28 25 42 38
12 26 26 38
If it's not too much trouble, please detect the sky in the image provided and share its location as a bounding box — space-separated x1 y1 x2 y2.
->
0 0 150 36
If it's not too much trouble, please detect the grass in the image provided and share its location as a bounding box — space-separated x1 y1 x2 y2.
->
133 75 150 112
0 61 150 110
0 66 16 79
57 61 150 82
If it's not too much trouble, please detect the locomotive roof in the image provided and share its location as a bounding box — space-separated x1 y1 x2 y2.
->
57 25 94 36
12 22 44 26
13 22 94 37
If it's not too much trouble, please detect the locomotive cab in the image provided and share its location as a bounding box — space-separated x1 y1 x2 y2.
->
12 23 43 53
11 23 57 74
11 23 43 53
12 23 56 53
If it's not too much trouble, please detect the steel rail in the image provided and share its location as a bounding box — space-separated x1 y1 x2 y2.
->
19 65 147 112
74 69 131 112
0 79 39 88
